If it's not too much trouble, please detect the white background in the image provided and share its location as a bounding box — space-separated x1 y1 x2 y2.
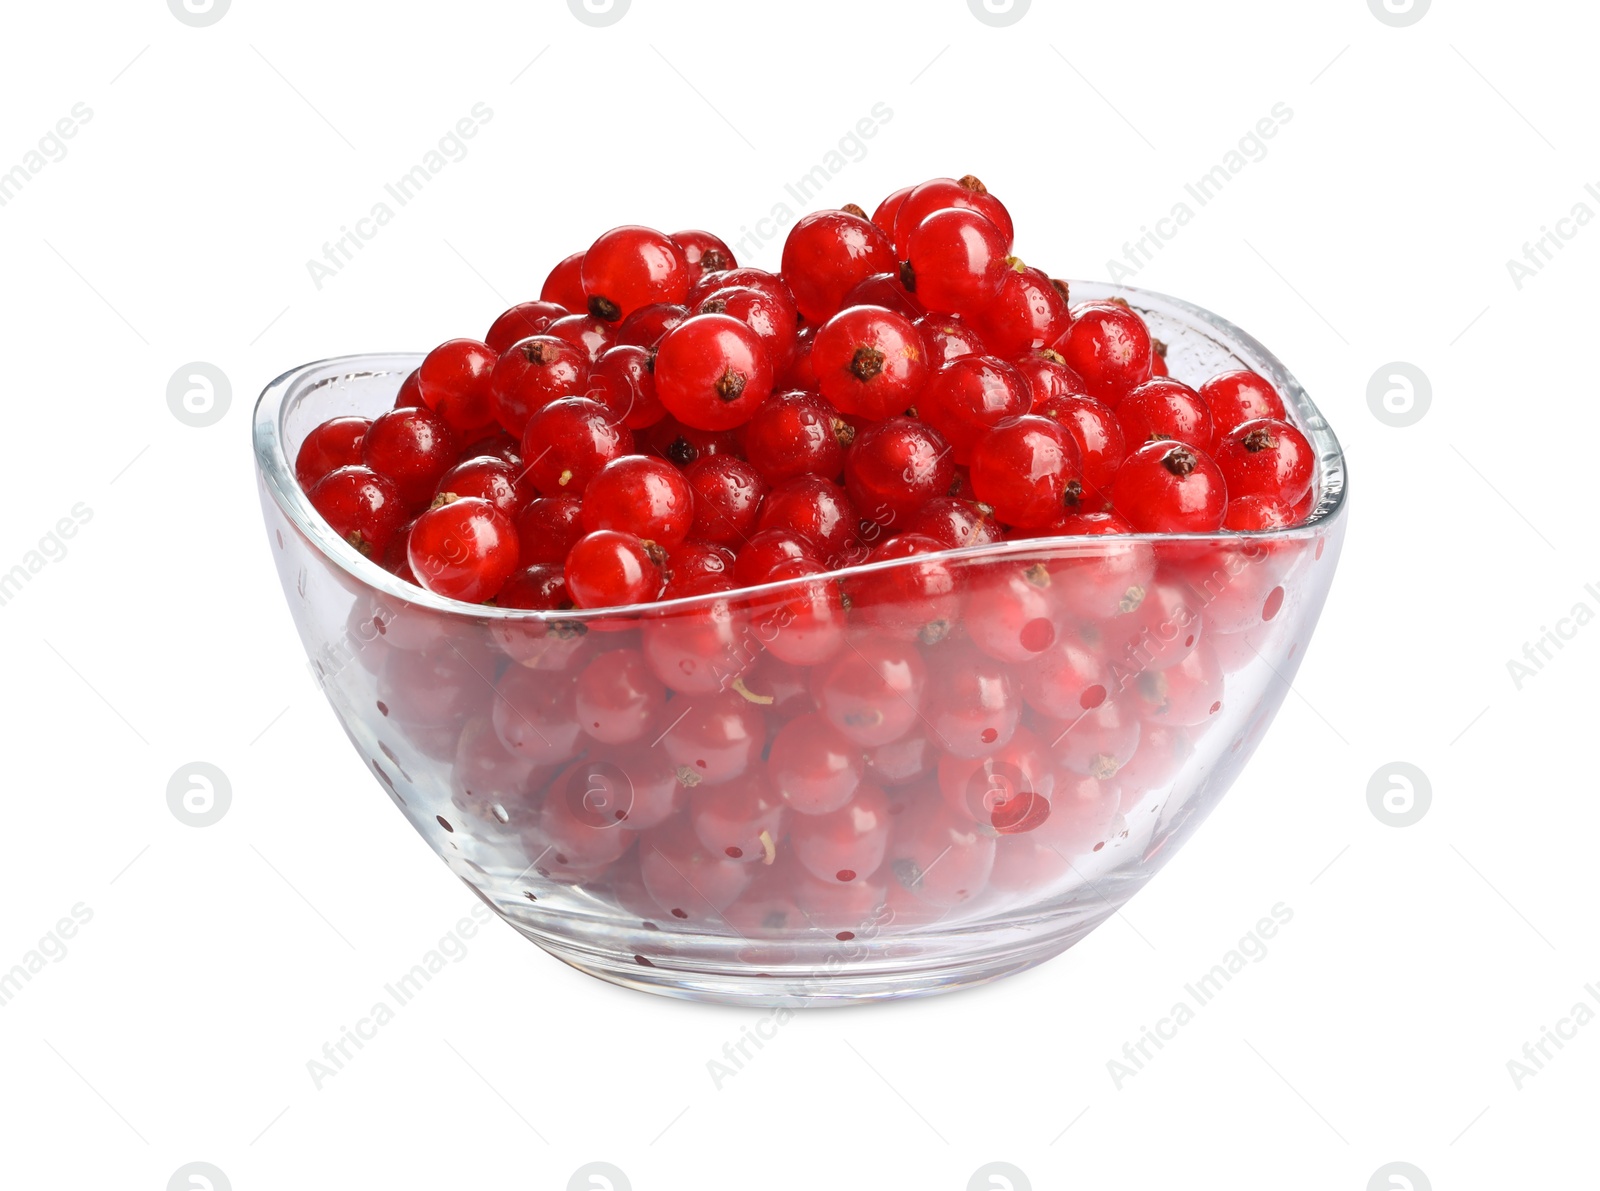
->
1 1 1595 1188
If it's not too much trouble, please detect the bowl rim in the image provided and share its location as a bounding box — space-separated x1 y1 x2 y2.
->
253 280 1347 622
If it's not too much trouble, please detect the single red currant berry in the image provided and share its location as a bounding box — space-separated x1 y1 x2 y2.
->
1213 418 1315 504
564 529 665 609
434 455 526 515
974 267 1070 358
1116 377 1214 451
653 313 774 431
915 313 988 365
812 305 931 420
871 183 915 239
576 646 667 745
393 369 423 408
892 174 1014 257
685 455 767 547
485 300 567 354
640 415 743 468
739 390 850 484
295 416 369 490
757 476 863 567
521 396 633 496
539 250 585 312
732 528 820 587
585 343 665 430
407 495 520 603
970 414 1085 529
458 429 522 467
780 208 897 324
695 284 798 373
1199 369 1287 440
1223 493 1299 531
1051 301 1153 406
1015 349 1087 406
1034 392 1126 499
904 207 1011 315
660 540 736 599
844 416 955 529
416 339 499 435
778 324 818 390
690 772 787 862
309 465 405 557
362 406 458 511
812 638 928 747
918 355 1031 464
847 534 964 643
613 303 690 350
670 229 737 285
513 496 585 567
841 270 925 320
1110 440 1228 533
789 783 890 881
687 266 795 310
545 313 613 365
904 497 1003 549
580 226 691 322
759 558 847 664
581 454 697 548
487 335 589 438
767 713 864 815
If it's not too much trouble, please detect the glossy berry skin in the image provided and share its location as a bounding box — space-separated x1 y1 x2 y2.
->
660 540 735 598
581 454 697 548
768 713 863 816
687 266 795 310
892 174 1014 257
905 497 1003 549
485 300 567 354
812 638 927 747
545 313 613 364
434 456 526 515
915 313 987 365
564 529 664 609
513 496 584 566
1214 418 1315 504
841 271 924 320
685 455 767 547
812 305 931 420
1200 369 1287 440
889 798 995 908
488 335 589 437
918 355 1031 464
671 229 737 285
844 416 955 529
640 820 752 918
361 406 458 511
295 416 369 490
975 267 1070 358
695 284 798 373
780 209 897 324
584 344 664 430
759 559 847 665
848 534 963 643
1052 302 1153 406
1223 493 1299 531
1015 350 1088 407
871 184 915 239
308 465 405 557
1110 440 1228 533
407 496 519 604
641 416 743 469
691 773 788 862
905 207 1011 316
1116 377 1214 452
495 563 569 611
757 476 862 567
789 783 891 882
393 369 424 408
521 397 633 497
970 415 1085 530
614 303 689 351
459 429 522 467
740 390 849 484
732 528 819 587
539 251 586 312
653 314 774 431
580 226 691 322
662 689 764 787
1034 393 1125 499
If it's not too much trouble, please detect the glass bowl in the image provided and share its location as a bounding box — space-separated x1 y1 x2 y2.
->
252 281 1347 1007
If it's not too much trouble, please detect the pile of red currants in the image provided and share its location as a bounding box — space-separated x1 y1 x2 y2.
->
293 176 1326 938
297 174 1316 613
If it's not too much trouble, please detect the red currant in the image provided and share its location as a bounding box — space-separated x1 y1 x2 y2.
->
1109 440 1228 534
654 313 774 431
780 208 897 324
888 797 995 907
789 783 890 882
768 712 864 815
1214 418 1314 504
974 267 1070 358
756 475 862 567
581 454 697 548
732 528 820 587
1116 377 1214 451
1033 392 1125 500
892 174 1014 257
407 495 520 603
641 415 743 468
308 465 405 557
670 228 737 285
295 416 369 490
812 305 931 420
362 406 458 511
487 335 589 437
847 534 963 643
485 300 567 354
841 270 925 320
691 772 787 862
575 647 667 745
1014 349 1088 407
540 250 585 311
1222 493 1298 531
740 391 849 485
545 312 614 364
585 344 664 430
685 454 767 547
661 689 764 786
970 414 1085 529
513 496 584 566
1199 369 1287 440
695 284 798 374
756 559 847 665
1052 301 1153 406
613 302 690 350
917 355 1030 463
905 207 1011 316
580 226 691 322
914 313 988 365
660 540 735 599
434 455 526 516
564 529 665 609
870 184 915 239
812 638 927 747
904 497 1003 549
843 416 954 529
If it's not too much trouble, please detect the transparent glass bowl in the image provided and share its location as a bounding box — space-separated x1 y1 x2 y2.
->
253 281 1347 1006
